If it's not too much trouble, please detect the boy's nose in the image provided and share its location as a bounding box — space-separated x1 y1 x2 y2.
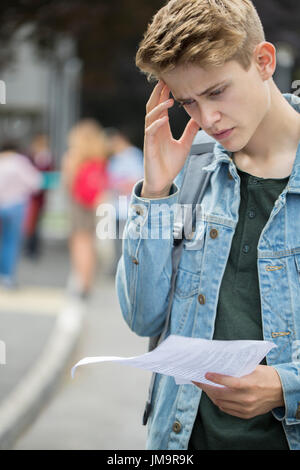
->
197 104 221 130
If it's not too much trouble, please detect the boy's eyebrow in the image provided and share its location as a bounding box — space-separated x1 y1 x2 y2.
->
174 80 228 102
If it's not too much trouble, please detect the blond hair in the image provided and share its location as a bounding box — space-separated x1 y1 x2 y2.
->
67 119 108 161
136 0 265 80
62 119 108 188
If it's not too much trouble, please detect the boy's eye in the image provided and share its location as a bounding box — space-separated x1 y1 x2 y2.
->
209 87 225 97
178 99 196 108
178 87 226 107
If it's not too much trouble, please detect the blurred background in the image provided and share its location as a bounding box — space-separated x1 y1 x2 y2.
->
0 0 299 451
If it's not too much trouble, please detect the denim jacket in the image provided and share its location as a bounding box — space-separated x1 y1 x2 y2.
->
116 93 300 450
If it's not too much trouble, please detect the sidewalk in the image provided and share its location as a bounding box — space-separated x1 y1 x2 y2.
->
0 239 149 450
0 240 84 449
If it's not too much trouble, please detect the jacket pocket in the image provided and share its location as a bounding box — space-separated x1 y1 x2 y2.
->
171 268 200 335
179 220 207 275
174 267 200 298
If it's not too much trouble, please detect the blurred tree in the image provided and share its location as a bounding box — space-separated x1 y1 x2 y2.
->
0 0 299 145
253 0 300 54
1 1 299 78
0 0 167 145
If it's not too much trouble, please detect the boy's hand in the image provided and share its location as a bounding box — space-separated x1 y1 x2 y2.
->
193 365 284 419
142 80 199 198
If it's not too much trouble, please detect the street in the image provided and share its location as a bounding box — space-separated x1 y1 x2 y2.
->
1 239 149 450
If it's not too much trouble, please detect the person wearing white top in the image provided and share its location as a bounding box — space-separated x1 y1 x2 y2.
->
0 146 42 287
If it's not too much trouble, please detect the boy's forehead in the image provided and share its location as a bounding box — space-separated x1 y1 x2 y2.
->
161 65 227 98
161 60 246 100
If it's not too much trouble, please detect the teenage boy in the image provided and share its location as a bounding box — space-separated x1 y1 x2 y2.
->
116 0 300 450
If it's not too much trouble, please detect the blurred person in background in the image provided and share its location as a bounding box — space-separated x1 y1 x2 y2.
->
106 127 144 275
24 133 53 259
62 119 109 299
0 142 42 289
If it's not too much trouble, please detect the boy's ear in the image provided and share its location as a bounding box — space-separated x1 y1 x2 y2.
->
253 41 276 81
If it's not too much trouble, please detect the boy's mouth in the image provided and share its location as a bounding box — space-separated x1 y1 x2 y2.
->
212 128 234 140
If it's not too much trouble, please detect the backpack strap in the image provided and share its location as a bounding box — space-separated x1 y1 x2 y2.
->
143 132 216 425
173 152 215 244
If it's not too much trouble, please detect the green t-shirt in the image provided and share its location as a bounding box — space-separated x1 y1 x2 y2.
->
189 165 290 450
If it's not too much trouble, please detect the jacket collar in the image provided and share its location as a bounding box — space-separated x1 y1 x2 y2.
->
207 93 300 192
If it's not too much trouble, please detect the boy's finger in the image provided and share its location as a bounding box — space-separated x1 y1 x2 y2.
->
145 98 174 128
158 83 170 105
179 118 200 149
205 372 242 390
146 80 166 113
145 115 169 138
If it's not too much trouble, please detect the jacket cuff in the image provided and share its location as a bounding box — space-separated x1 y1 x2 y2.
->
133 179 179 202
126 180 179 241
272 363 300 425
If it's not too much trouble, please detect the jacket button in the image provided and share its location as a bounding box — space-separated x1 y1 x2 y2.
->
228 171 233 180
296 403 300 420
172 421 181 433
131 204 145 216
210 228 218 239
242 244 250 254
132 257 139 265
198 294 206 305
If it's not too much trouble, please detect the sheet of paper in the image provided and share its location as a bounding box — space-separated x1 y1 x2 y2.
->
71 335 276 386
